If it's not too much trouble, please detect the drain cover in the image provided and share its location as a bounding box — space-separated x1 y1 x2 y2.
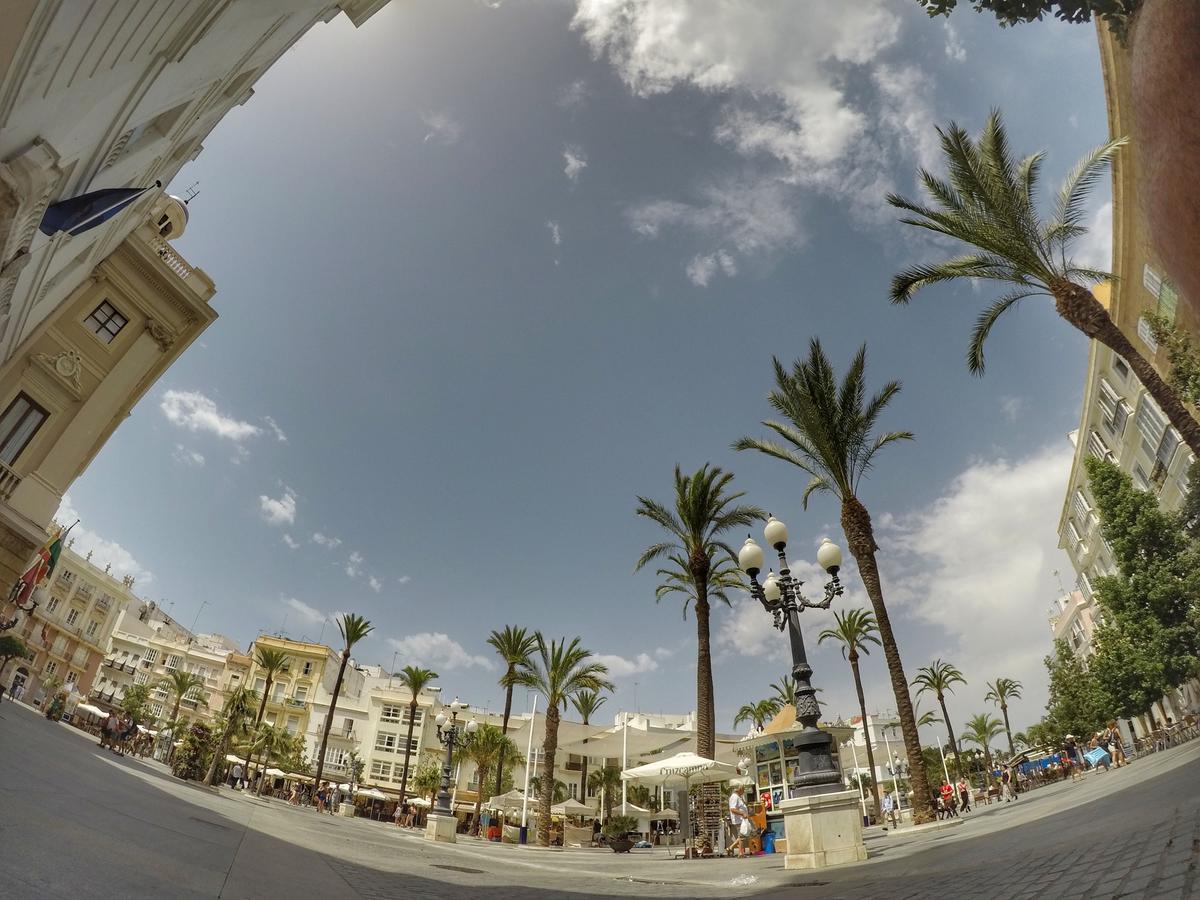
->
431 865 486 874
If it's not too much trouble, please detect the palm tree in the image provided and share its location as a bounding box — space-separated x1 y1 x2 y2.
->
204 686 257 786
587 766 623 820
889 112 1200 457
818 608 883 822
160 670 206 730
251 723 290 796
913 660 967 781
984 678 1023 760
529 776 569 804
769 675 797 708
570 688 607 809
1012 731 1031 752
635 464 764 761
395 665 437 803
735 340 934 823
515 634 613 847
961 713 1005 789
312 613 374 793
916 708 942 730
460 722 524 833
487 626 537 795
652 552 747 621
251 646 288 727
733 699 781 732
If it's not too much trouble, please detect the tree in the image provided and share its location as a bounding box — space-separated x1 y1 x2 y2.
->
515 634 613 847
395 665 437 803
984 678 1024 760
889 112 1200 459
819 608 884 822
251 724 291 796
588 766 623 820
569 688 607 808
203 685 257 786
312 613 374 795
487 626 537 795
960 714 1005 788
913 660 967 782
635 464 764 764
412 755 443 802
0 635 28 682
915 0 1140 41
171 721 216 781
735 340 934 823
733 699 781 732
529 776 569 804
1043 640 1109 742
159 670 206 731
769 675 797 708
460 722 524 833
119 683 152 722
251 646 288 726
652 552 747 621
916 708 942 730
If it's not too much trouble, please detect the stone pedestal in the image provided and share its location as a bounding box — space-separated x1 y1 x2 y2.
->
338 802 355 818
778 789 867 870
424 813 457 843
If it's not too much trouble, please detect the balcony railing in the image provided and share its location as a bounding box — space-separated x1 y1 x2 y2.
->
284 697 306 708
0 459 21 502
150 235 194 279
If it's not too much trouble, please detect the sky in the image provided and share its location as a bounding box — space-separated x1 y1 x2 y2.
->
60 1 1113 744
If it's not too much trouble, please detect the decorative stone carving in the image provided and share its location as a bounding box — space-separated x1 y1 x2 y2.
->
31 349 83 399
145 318 177 352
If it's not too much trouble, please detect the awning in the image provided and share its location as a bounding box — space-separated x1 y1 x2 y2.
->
551 798 596 817
358 788 388 800
74 703 106 718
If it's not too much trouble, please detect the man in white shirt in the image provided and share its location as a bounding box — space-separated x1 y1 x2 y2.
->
881 791 896 829
728 785 752 858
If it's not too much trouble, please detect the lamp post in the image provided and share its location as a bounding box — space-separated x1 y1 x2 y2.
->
432 698 477 817
738 516 845 796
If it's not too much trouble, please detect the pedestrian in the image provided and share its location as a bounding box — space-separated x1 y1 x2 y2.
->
1001 766 1016 802
727 784 752 858
956 776 971 813
0 682 6 703
231 762 244 789
316 782 327 814
939 779 957 816
881 791 897 830
1105 721 1128 768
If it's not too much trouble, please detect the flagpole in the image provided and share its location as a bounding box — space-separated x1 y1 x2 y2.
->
54 181 161 236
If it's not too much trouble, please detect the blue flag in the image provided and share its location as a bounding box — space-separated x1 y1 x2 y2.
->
39 181 160 237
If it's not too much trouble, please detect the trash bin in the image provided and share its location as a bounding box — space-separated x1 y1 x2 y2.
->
761 831 775 854
518 825 528 845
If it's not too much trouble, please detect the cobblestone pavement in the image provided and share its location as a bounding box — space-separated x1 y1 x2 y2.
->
2 699 1197 899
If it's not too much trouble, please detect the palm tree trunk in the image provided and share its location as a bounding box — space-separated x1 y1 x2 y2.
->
841 497 934 824
537 706 560 847
494 679 514 795
312 651 349 796
694 580 718 840
579 716 590 810
938 695 962 781
1001 704 1015 759
849 654 882 822
205 719 236 786
398 698 418 802
1055 280 1200 456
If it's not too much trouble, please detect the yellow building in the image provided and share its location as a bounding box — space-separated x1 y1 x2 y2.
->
245 635 340 741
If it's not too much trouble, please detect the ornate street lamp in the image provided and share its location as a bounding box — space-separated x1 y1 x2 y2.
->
431 698 477 817
738 515 845 796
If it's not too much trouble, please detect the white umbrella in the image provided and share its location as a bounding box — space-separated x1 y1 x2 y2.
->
359 788 388 800
622 752 740 852
75 703 106 718
651 808 679 820
409 797 432 808
265 768 287 778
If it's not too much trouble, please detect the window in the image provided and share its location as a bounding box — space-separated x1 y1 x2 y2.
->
285 715 299 734
150 703 163 719
370 760 391 779
134 671 149 685
1067 521 1085 556
381 704 402 723
272 683 285 702
1078 572 1093 598
83 301 128 344
1133 464 1151 491
1158 281 1179 326
153 685 168 700
0 392 48 465
45 661 57 675
1096 379 1129 438
58 569 76 585
1137 316 1160 353
569 782 578 799
341 718 354 737
1154 428 1180 474
302 660 313 676
1112 356 1130 380
253 677 266 694
143 649 158 664
375 732 397 752
164 654 182 671
1144 263 1164 298
325 747 348 767
293 685 307 702
402 708 424 727
66 608 81 626
1136 398 1168 460
46 597 60 614
1086 430 1114 462
85 620 99 638
65 671 77 687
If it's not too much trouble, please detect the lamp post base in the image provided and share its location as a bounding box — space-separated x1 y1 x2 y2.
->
424 813 458 843
778 789 867 870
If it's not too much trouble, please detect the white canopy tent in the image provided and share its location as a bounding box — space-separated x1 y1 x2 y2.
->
551 798 596 818
485 789 527 811
358 787 388 801
622 752 741 852
74 703 106 718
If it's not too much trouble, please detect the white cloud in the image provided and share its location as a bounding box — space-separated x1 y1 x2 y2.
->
283 596 327 625
231 444 250 465
171 444 205 467
563 145 588 181
1072 201 1113 273
160 390 260 441
397 575 412 585
557 79 588 110
1000 395 1024 423
345 551 364 578
263 416 287 442
368 575 383 593
685 249 737 287
547 220 562 246
387 633 495 670
312 532 342 549
54 496 153 585
873 64 941 173
593 652 659 677
943 20 967 62
282 534 301 550
258 487 297 526
422 110 462 145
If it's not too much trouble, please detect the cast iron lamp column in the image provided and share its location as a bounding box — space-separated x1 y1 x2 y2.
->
738 515 845 796
432 698 477 816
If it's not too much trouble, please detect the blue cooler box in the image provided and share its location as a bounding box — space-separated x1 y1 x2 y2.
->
1084 747 1111 768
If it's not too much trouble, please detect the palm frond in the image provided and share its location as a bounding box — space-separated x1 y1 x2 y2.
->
967 289 1044 374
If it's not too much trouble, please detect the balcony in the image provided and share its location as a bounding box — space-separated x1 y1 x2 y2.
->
0 459 22 503
284 697 306 709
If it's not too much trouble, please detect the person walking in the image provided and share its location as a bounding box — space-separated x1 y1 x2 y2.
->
1001 766 1016 802
956 776 972 813
881 791 897 830
1105 721 1128 768
939 780 958 817
728 785 752 858
230 762 244 790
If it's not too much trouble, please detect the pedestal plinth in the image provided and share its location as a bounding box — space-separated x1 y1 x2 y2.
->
338 802 355 818
424 813 457 843
778 789 867 870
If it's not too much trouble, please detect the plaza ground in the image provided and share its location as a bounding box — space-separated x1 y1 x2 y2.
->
1 700 1196 899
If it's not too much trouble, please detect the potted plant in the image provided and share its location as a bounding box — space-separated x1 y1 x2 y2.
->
602 815 639 853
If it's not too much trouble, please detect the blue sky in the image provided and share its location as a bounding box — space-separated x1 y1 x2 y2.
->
62 1 1112 738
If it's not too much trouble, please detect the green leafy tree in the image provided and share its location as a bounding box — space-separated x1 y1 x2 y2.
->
171 721 216 781
460 722 524 833
769 675 797 708
312 613 374 793
915 0 1140 42
913 660 967 780
412 754 443 802
732 699 781 732
735 340 934 823
119 683 152 722
487 626 537 794
0 635 28 683
569 688 607 808
960 713 1005 788
394 665 438 802
888 111 1200 457
819 608 884 820
1043 640 1109 741
635 464 764 762
626 783 655 810
587 766 623 820
203 685 257 786
515 634 613 846
984 678 1024 759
